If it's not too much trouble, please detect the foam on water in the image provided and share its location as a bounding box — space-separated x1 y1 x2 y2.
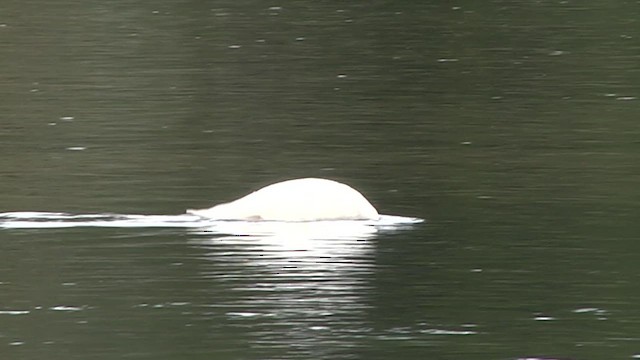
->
0 211 423 237
0 212 205 229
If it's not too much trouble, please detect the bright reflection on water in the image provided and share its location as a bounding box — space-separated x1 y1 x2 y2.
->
191 231 376 357
0 212 424 359
0 209 412 355
0 210 425 359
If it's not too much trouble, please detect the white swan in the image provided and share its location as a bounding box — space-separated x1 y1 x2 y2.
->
186 178 379 222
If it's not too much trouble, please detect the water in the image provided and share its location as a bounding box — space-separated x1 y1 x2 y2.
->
1 1 639 359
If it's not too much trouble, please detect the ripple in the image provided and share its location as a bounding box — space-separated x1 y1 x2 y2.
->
0 310 30 315
192 226 378 353
50 305 85 312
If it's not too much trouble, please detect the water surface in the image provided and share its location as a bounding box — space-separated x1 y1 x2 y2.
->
1 1 639 359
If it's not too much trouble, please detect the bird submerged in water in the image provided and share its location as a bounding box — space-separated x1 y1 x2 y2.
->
186 178 379 222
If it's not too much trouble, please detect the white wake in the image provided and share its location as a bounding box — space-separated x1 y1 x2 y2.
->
0 212 423 238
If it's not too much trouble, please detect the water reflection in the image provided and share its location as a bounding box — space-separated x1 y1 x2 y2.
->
190 227 377 358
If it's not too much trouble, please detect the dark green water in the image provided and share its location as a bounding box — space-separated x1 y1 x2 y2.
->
1 1 639 359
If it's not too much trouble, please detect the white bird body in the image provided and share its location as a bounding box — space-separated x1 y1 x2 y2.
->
186 178 379 222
